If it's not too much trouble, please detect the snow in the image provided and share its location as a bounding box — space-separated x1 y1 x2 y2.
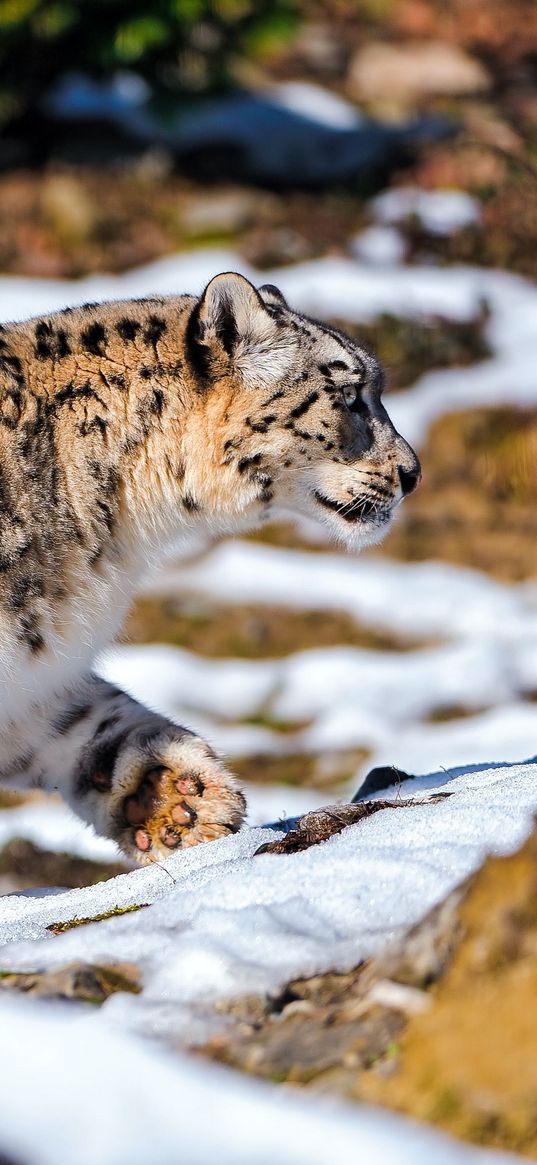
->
0 248 488 323
276 255 489 322
99 635 537 774
270 80 364 128
371 185 481 234
1 761 536 1020
0 995 516 1165
352 223 407 264
0 759 534 1165
148 542 535 641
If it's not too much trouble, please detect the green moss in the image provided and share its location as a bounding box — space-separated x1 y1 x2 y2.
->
429 1088 462 1122
47 902 148 934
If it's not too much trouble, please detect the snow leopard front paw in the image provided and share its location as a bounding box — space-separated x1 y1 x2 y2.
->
95 733 246 862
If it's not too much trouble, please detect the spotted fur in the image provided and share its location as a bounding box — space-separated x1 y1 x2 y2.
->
0 273 419 862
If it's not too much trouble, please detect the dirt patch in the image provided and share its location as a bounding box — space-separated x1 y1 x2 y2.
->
0 167 367 279
383 405 537 581
233 748 370 792
403 148 537 282
424 703 491 723
336 312 490 393
125 595 428 658
0 961 141 1005
0 838 129 895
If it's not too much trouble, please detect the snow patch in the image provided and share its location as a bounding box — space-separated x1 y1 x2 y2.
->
371 185 481 234
270 81 364 129
0 994 514 1165
352 223 407 265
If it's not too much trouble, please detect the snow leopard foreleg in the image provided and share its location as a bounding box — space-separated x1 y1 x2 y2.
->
12 675 246 862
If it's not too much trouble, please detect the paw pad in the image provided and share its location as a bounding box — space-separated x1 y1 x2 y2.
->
120 758 245 859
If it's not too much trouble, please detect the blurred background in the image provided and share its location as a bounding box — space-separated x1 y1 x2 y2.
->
1 0 537 890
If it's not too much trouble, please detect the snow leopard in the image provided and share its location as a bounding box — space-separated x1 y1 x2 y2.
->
0 272 420 862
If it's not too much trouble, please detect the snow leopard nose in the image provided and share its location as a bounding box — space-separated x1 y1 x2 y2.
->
398 461 421 496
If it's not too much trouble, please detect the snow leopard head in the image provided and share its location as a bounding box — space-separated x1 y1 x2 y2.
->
185 272 421 550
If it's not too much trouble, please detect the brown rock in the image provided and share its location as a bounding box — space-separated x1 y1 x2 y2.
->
0 962 141 1004
41 174 96 243
361 822 537 1157
348 41 490 111
180 189 261 238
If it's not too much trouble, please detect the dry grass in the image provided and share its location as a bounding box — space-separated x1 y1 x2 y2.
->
383 406 537 581
125 595 428 658
233 748 370 792
0 838 129 893
337 312 490 392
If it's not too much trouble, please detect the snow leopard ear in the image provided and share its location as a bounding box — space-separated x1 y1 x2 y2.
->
258 283 288 310
188 272 295 389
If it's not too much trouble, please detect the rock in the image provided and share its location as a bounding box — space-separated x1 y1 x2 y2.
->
353 765 416 800
349 41 490 111
45 74 453 191
202 814 537 1141
293 23 349 79
40 173 95 243
180 188 260 238
366 980 430 1016
0 962 141 1004
367 887 465 988
201 962 405 1086
361 822 537 1156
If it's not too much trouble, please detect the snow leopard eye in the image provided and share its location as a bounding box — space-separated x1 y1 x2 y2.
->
342 384 361 411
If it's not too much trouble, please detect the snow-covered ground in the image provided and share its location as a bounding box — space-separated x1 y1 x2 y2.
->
0 991 518 1165
1 201 536 1162
0 759 535 1164
1 761 536 1000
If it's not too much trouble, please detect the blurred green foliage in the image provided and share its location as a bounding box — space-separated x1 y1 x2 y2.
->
0 0 298 128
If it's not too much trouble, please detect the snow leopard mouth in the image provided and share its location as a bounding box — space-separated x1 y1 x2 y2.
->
312 490 390 524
